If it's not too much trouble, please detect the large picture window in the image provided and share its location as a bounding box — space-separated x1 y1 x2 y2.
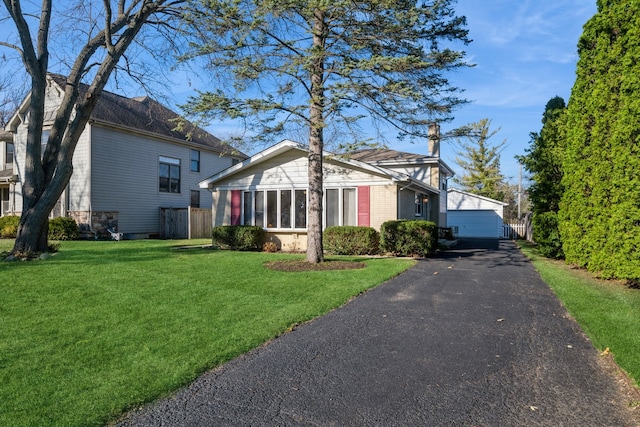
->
242 189 307 229
159 156 180 193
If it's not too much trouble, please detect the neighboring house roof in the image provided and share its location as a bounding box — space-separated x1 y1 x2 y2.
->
6 74 247 158
447 188 508 208
349 148 456 176
199 139 440 193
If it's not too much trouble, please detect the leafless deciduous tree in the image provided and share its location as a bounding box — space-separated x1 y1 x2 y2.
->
0 0 185 255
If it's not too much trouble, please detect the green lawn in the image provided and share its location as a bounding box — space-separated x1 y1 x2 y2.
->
0 239 414 427
518 241 640 387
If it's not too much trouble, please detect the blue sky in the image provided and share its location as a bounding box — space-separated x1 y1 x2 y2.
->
2 0 598 186
416 0 598 184
189 0 598 185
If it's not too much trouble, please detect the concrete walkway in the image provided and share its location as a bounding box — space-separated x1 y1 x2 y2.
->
116 239 639 426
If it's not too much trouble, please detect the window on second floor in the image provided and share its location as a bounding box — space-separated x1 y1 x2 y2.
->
190 149 200 172
5 142 14 165
159 156 181 193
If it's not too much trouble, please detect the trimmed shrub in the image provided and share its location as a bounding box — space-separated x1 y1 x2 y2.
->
380 220 438 257
0 215 20 239
532 212 564 259
48 217 79 240
212 225 265 251
323 226 380 255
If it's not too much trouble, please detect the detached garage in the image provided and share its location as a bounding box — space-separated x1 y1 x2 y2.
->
447 188 508 238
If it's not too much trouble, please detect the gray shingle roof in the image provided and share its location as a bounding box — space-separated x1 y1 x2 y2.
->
48 74 246 158
348 148 433 163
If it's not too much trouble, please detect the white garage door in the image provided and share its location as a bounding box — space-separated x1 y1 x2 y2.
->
448 210 502 238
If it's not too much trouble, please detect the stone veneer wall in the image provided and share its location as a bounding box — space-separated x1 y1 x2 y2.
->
67 211 119 238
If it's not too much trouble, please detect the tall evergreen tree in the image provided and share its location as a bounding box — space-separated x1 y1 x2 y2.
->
560 0 640 280
522 96 566 215
519 96 567 258
453 118 506 201
182 0 471 263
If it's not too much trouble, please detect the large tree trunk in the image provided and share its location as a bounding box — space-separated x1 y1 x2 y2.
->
7 0 175 256
306 9 327 264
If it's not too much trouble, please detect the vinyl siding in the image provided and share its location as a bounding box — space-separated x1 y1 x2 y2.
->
382 165 431 186
90 125 233 234
67 128 91 211
14 84 64 194
212 190 232 227
210 152 391 191
398 188 418 220
11 126 27 213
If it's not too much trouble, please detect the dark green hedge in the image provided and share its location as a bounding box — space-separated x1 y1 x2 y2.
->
0 215 79 240
212 225 265 251
558 0 640 280
323 226 380 255
380 220 438 257
48 217 79 240
532 212 563 259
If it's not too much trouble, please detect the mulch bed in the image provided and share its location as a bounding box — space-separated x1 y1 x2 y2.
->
264 259 367 272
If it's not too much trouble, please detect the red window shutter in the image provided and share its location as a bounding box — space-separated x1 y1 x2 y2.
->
231 190 241 225
358 186 370 226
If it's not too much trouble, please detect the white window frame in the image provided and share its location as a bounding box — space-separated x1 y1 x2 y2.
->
414 192 423 217
241 188 307 230
324 187 358 228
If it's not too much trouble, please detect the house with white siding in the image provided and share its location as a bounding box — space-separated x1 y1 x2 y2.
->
5 74 246 238
199 129 454 251
0 129 16 216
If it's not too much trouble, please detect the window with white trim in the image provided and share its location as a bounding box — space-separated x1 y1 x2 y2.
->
242 189 307 229
325 187 357 227
414 192 423 217
5 142 14 165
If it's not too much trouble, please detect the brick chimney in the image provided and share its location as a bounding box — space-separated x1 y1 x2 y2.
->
428 123 440 157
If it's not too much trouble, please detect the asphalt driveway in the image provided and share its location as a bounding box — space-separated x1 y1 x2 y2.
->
115 239 639 426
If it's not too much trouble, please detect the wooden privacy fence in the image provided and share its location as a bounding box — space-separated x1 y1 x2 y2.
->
160 207 212 239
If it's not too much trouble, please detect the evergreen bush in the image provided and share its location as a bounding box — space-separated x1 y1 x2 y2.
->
0 215 20 239
532 212 564 259
559 0 640 280
48 217 79 241
212 225 265 251
323 226 380 255
380 220 438 257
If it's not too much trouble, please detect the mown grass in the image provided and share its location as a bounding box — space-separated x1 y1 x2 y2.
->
518 241 640 386
0 239 414 426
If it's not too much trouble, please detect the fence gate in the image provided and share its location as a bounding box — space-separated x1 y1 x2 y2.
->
160 207 212 239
